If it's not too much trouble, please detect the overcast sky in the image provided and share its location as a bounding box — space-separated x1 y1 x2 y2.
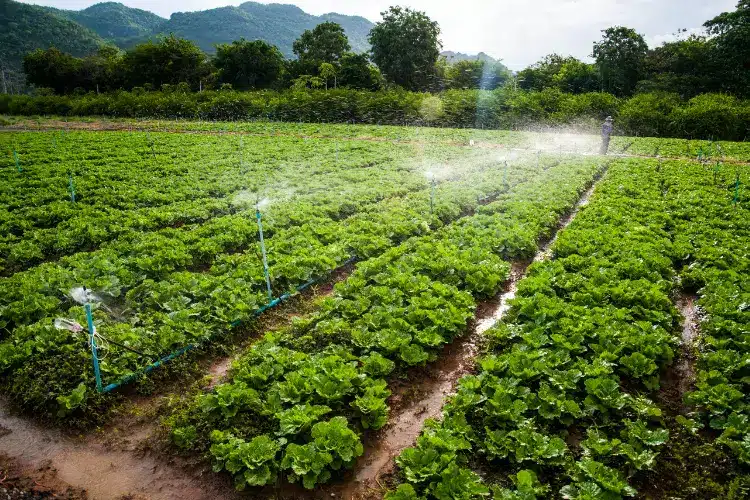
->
19 0 738 69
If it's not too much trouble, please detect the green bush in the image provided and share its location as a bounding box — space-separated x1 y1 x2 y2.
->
619 92 681 137
670 93 749 141
1 88 747 140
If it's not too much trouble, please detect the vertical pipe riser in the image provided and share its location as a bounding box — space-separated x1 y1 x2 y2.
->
256 210 273 302
85 303 103 393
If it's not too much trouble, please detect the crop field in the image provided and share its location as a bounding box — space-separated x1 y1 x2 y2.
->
0 119 748 499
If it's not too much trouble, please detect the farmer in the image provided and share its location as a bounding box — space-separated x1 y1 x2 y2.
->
600 116 614 155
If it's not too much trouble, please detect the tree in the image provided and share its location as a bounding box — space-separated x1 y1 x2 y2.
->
704 0 750 96
592 26 648 97
446 59 511 90
368 6 442 91
318 62 337 90
214 38 285 90
121 34 209 90
80 46 123 92
552 59 600 93
639 35 720 97
517 54 572 91
23 47 82 94
338 53 382 90
293 22 351 66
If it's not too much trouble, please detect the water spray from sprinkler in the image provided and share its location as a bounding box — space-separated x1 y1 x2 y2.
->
255 196 273 303
56 287 149 393
426 171 436 215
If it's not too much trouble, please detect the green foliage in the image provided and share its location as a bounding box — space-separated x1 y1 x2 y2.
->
339 52 383 90
368 6 442 91
214 38 285 90
281 417 363 489
518 54 598 94
704 0 750 97
59 2 165 41
121 34 209 91
293 21 350 66
0 0 105 79
445 59 511 90
593 26 648 97
55 382 87 417
209 431 281 488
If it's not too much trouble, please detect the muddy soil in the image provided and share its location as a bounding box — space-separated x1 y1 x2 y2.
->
0 267 353 500
657 293 700 413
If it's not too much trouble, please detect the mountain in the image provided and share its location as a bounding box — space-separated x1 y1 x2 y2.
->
58 2 165 40
0 0 105 80
441 51 501 64
145 2 373 57
0 0 374 86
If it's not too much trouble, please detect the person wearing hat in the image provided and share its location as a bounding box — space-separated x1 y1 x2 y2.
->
600 116 614 155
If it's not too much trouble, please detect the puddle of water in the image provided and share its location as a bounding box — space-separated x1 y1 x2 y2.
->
0 399 237 500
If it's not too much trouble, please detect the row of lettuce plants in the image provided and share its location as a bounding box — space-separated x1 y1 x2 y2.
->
0 151 555 420
388 158 685 499
165 156 603 491
663 160 750 469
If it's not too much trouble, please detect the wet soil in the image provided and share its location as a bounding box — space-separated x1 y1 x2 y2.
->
657 293 700 413
0 453 86 500
0 398 239 500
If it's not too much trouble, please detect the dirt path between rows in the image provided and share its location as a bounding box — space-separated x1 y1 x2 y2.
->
317 177 601 499
657 293 701 413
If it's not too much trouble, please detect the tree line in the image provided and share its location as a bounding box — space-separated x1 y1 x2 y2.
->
17 2 750 100
22 6 510 96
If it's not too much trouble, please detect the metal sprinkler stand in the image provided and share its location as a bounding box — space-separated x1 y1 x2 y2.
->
430 176 436 215
85 302 103 392
256 208 273 303
68 172 76 202
13 150 21 172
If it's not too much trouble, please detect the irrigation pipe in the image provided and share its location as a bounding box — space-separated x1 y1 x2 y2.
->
99 255 358 394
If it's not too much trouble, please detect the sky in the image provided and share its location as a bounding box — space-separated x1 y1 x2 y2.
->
19 0 739 70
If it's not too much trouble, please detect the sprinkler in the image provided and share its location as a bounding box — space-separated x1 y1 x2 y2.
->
68 171 76 203
256 203 273 303
84 300 103 392
13 149 21 172
58 287 104 391
425 172 436 215
537 150 541 169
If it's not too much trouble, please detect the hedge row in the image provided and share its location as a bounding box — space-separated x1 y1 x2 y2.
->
1 88 748 140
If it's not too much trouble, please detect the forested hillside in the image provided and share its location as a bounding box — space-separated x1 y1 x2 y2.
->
55 1 165 41
0 0 373 89
0 0 104 89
